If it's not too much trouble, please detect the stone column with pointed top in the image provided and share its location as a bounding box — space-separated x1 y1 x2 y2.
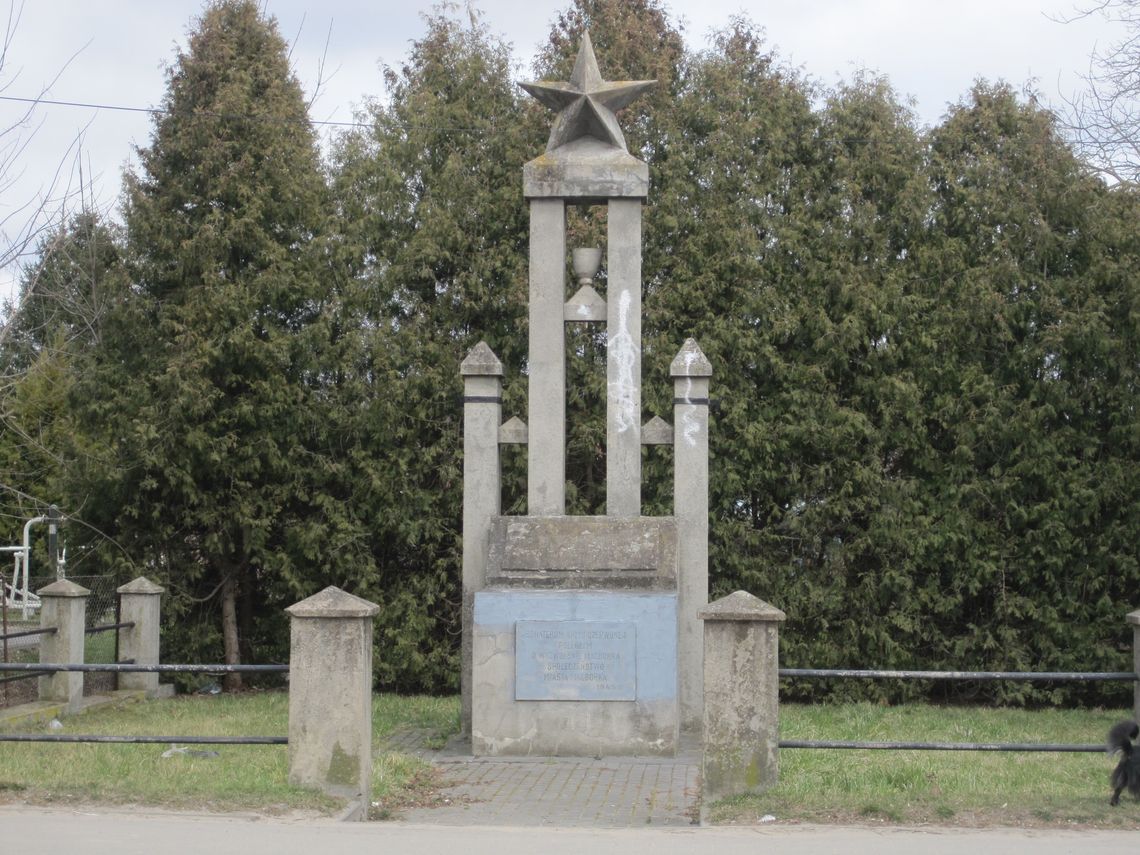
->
672 338 712 730
286 586 380 819
117 576 165 697
37 578 89 712
699 591 786 801
461 342 504 736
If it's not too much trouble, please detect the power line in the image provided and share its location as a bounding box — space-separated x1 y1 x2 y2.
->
0 94 499 133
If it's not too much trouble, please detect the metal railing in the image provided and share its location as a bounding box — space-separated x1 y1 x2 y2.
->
777 666 1137 752
0 626 57 642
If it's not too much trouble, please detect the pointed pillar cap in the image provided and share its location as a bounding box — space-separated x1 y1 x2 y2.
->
461 341 504 376
670 338 712 377
698 590 785 622
117 576 165 596
37 578 91 598
286 586 380 619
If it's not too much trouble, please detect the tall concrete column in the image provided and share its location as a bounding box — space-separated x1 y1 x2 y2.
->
606 198 642 517
672 338 712 730
116 576 164 697
37 578 89 712
461 342 504 737
286 586 379 820
528 198 567 516
699 591 786 802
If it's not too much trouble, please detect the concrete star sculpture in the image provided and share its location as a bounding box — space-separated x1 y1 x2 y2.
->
520 31 655 154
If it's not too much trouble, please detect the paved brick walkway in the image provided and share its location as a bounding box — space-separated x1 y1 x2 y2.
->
388 731 701 828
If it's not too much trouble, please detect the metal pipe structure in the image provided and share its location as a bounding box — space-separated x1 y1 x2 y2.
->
13 515 46 619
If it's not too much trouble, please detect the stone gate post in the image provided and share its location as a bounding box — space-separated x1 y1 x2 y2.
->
37 578 89 712
286 586 379 819
116 576 164 697
699 590 785 802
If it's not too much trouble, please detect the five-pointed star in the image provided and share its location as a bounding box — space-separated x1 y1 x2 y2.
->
520 31 656 153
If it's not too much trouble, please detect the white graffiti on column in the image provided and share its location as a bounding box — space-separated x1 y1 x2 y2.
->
609 289 640 433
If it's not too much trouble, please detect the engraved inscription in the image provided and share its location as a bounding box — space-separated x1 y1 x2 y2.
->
515 620 636 701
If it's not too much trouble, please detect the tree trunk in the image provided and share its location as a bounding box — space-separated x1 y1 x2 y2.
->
238 565 255 664
221 572 243 692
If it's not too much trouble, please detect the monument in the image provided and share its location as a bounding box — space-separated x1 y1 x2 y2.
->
461 32 711 756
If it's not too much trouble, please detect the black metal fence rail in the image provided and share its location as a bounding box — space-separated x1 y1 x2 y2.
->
0 663 288 674
780 668 1138 683
0 734 287 744
85 622 134 635
778 666 1135 753
0 627 57 642
0 660 291 745
0 671 49 686
779 739 1105 752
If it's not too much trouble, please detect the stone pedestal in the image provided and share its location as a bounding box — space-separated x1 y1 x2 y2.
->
37 579 89 712
471 516 679 756
699 591 786 801
285 586 379 817
116 576 164 696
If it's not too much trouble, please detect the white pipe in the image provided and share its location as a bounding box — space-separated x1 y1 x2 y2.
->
18 516 46 620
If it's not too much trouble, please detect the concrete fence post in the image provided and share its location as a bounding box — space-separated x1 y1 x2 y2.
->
116 577 165 697
698 590 786 803
461 342 503 738
1129 610 1140 721
37 578 89 713
286 586 380 820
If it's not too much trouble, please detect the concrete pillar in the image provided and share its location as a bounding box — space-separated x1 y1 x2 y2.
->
286 586 380 819
37 578 89 712
672 338 712 731
1129 610 1140 721
116 576 164 697
528 197 567 516
698 591 785 802
606 198 642 517
461 342 504 737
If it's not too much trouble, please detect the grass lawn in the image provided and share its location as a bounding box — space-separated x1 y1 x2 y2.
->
3 694 1140 827
711 702 1140 828
0 692 458 815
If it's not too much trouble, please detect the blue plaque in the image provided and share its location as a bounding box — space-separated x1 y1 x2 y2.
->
515 620 636 701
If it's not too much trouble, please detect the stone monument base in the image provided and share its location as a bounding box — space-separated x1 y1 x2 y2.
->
472 590 678 756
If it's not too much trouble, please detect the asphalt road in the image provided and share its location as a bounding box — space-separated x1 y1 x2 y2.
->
3 807 1138 855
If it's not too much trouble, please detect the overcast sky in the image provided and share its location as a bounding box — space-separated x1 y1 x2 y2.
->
0 0 1124 302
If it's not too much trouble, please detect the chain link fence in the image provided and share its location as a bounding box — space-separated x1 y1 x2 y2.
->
1 575 120 708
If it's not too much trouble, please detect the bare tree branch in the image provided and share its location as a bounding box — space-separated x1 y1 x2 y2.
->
1057 0 1140 183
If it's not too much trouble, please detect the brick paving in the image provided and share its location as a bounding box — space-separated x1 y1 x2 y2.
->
387 731 701 828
